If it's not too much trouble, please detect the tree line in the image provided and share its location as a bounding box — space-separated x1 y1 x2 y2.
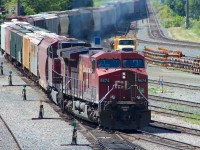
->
162 0 200 20
3 0 93 15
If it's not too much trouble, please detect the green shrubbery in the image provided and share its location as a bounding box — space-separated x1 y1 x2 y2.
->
190 19 200 37
152 0 185 28
0 14 6 21
152 0 200 30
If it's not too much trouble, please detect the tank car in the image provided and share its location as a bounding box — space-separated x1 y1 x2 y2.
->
49 48 151 130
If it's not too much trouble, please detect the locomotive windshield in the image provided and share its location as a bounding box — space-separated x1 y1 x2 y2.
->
119 40 134 45
98 59 120 68
122 59 144 68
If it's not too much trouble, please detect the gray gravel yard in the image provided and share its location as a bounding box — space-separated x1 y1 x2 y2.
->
134 18 200 149
0 55 91 150
147 65 200 103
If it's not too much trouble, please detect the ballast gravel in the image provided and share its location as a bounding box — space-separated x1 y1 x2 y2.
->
0 117 19 150
0 55 91 150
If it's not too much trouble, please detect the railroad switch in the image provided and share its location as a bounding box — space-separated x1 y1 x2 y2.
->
8 71 12 85
0 62 3 75
22 85 27 100
71 122 77 145
38 100 44 119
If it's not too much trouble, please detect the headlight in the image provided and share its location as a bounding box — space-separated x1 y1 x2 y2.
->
122 72 126 79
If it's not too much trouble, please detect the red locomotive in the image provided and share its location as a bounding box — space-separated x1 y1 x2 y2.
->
1 20 150 130
50 48 151 129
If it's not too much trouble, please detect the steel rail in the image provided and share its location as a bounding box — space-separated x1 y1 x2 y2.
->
150 105 200 120
148 79 200 90
118 131 200 150
149 95 200 109
0 115 22 150
150 120 200 137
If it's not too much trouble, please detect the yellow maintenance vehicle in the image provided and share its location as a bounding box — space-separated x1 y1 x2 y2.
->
111 36 137 52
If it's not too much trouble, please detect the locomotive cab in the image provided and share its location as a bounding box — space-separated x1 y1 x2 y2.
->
93 51 151 129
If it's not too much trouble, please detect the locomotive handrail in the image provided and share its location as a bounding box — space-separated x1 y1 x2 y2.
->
136 86 148 101
64 78 72 92
99 84 115 103
99 84 115 112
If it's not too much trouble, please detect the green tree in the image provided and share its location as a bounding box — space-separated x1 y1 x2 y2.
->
190 0 200 20
23 0 72 14
4 0 93 15
173 0 185 16
164 0 200 20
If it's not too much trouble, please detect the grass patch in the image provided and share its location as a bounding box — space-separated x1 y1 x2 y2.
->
167 104 200 115
185 117 200 125
167 104 188 112
148 86 158 94
161 104 200 125
93 0 118 7
93 0 111 7
186 114 200 120
93 0 103 7
169 27 200 42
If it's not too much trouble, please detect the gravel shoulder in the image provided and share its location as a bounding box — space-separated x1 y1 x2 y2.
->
0 55 91 150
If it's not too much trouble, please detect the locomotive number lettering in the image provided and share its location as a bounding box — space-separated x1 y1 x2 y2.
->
100 78 110 83
138 78 147 83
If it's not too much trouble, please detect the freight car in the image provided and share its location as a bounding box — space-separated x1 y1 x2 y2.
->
1 21 151 130
4 0 146 39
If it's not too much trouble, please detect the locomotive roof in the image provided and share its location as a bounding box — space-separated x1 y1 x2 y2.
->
91 51 143 59
57 46 89 60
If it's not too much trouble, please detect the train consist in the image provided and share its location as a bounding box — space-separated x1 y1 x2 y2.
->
0 20 150 130
5 0 144 39
0 0 151 129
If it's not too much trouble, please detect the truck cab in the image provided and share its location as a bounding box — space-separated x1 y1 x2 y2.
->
111 36 137 52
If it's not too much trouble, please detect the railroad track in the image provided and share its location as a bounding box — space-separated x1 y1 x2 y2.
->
150 105 200 121
48 99 144 150
138 38 200 49
0 115 22 150
78 123 143 150
150 120 200 137
148 79 200 90
118 129 200 150
55 99 200 150
149 95 200 108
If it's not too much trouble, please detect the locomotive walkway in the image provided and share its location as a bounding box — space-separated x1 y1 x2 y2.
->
0 55 91 149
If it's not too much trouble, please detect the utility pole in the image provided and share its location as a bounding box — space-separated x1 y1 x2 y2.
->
17 0 20 16
185 0 189 28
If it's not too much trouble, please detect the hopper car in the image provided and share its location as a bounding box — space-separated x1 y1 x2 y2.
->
5 0 146 39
